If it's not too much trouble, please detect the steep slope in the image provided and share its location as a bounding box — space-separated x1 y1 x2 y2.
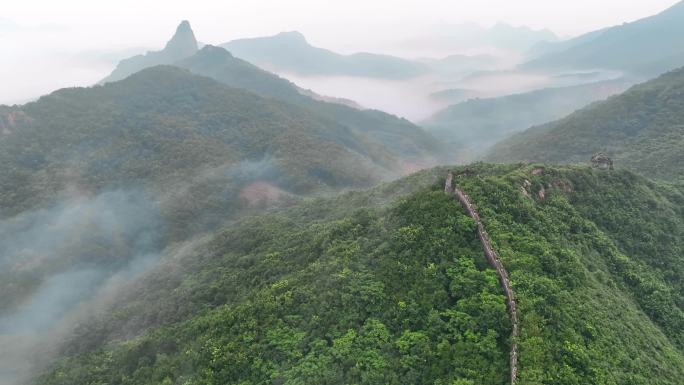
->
446 172 519 384
101 21 198 83
103 24 444 169
0 65 430 238
177 45 444 170
0 65 412 353
29 165 684 385
423 79 631 158
486 67 684 179
1 54 441 385
221 31 429 79
525 28 609 60
176 45 306 102
521 1 684 76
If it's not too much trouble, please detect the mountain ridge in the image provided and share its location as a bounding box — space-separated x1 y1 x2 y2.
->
485 66 684 180
521 1 684 75
221 31 430 79
423 78 632 159
29 164 684 385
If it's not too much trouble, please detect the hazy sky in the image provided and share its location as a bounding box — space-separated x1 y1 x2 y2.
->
1 0 680 103
4 0 679 43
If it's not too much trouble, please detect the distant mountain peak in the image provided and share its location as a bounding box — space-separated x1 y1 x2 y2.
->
197 44 231 55
490 22 558 39
521 0 684 75
100 20 199 83
163 20 198 56
192 44 235 61
275 31 307 42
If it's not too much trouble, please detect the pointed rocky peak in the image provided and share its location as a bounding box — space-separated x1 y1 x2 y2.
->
163 20 198 57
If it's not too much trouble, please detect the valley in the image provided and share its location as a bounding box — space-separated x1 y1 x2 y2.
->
2 2 684 385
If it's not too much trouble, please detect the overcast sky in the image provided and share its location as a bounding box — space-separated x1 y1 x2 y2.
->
1 0 680 103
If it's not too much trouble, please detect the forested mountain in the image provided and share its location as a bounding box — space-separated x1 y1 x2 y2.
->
0 66 406 219
423 79 631 158
31 164 684 385
0 62 449 249
6 8 684 385
486 67 684 180
0 65 443 364
221 31 429 79
521 1 684 76
1 24 447 383
101 20 199 83
176 44 306 101
101 23 443 169
176 45 442 168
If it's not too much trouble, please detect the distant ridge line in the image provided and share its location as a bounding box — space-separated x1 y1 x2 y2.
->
445 171 519 385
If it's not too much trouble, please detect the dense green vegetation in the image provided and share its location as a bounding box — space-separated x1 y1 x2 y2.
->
33 164 684 385
0 65 440 318
424 79 630 158
36 168 511 385
99 22 443 168
177 45 443 165
103 20 444 168
0 65 425 221
455 165 684 384
487 67 684 180
7 10 684 385
1 38 444 384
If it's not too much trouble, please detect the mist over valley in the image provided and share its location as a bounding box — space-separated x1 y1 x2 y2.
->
2 2 684 384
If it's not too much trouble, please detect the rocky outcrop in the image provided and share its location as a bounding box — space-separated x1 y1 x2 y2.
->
0 110 28 134
591 152 614 170
445 171 519 385
163 20 198 58
101 20 199 83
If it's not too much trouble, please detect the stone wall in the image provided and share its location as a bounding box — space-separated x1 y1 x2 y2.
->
446 172 519 385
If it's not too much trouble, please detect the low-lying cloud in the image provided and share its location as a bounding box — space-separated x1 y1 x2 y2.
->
0 189 164 385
